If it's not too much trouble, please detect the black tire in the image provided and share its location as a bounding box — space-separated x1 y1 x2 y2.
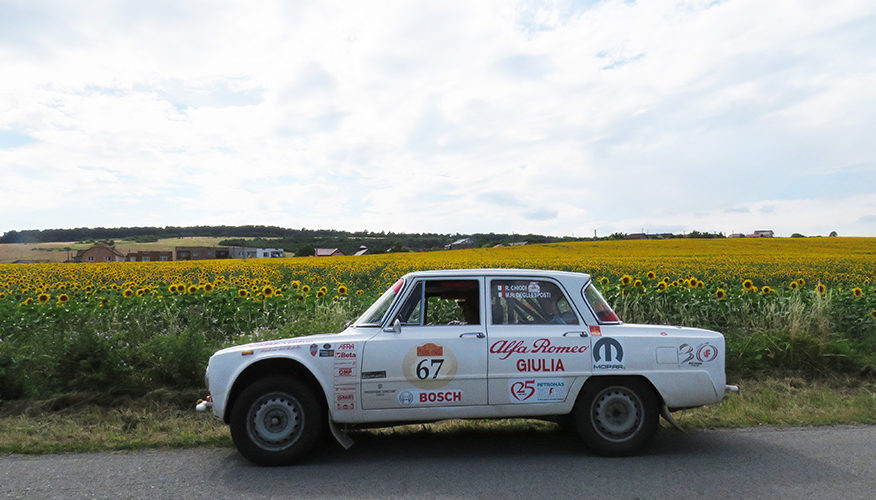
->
230 376 324 466
573 377 658 456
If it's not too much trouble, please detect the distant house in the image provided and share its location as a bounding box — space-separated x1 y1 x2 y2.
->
229 247 285 259
445 238 475 250
508 241 528 246
353 245 369 256
175 246 231 260
127 251 172 262
75 245 125 263
624 233 647 240
315 248 345 257
728 233 745 238
747 230 774 238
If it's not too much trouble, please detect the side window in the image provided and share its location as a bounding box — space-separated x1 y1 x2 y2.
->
395 279 480 326
490 279 578 325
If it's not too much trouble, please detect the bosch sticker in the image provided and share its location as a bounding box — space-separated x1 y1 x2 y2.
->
397 389 463 405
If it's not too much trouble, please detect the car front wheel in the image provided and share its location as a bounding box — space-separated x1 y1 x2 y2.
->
574 378 658 456
230 377 323 465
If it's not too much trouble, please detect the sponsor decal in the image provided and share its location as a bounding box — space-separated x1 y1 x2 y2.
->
516 358 565 372
398 391 414 405
509 378 566 403
593 337 624 370
589 325 601 336
310 344 318 356
678 343 719 366
334 350 356 360
489 338 588 361
258 345 302 353
334 363 356 378
402 343 458 389
337 343 355 350
363 383 397 398
319 349 335 357
397 389 463 405
361 370 387 380
417 343 443 356
419 390 462 403
323 343 332 349
334 386 356 411
660 331 668 336
496 282 551 299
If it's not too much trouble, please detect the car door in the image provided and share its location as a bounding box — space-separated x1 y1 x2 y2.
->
486 277 591 405
360 277 488 410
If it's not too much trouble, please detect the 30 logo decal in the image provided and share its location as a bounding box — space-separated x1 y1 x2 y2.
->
679 343 718 366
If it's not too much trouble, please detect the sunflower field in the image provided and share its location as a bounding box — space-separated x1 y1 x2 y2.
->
0 237 874 399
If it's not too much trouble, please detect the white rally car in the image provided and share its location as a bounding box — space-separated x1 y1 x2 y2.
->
198 269 734 465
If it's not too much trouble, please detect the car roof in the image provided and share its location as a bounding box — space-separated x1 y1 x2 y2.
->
401 268 591 281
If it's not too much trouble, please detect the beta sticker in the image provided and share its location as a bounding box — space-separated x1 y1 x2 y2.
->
402 343 458 390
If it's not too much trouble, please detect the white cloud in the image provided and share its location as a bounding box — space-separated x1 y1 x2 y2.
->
1 0 874 236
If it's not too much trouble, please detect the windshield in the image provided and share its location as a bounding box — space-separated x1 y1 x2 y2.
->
582 282 621 323
355 278 405 326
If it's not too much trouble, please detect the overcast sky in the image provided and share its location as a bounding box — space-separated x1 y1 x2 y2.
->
1 0 875 237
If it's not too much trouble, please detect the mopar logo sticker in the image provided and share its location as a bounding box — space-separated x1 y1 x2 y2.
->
593 337 624 370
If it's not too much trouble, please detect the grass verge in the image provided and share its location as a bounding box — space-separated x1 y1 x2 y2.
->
0 377 873 455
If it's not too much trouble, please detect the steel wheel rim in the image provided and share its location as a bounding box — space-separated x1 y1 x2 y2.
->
247 392 304 451
591 386 644 443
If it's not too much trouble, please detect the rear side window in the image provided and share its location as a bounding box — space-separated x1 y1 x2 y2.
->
582 283 620 323
490 279 578 325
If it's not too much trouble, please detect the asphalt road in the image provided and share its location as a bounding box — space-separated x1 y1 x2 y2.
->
2 425 874 499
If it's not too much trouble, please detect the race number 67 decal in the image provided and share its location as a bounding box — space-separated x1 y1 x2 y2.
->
416 358 445 379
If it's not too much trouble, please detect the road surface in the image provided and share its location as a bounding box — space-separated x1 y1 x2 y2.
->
2 425 874 499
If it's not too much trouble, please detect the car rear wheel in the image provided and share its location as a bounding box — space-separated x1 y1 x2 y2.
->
574 378 658 456
230 377 323 465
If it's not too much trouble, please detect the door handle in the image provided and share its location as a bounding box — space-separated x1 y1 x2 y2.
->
563 331 587 337
459 332 485 338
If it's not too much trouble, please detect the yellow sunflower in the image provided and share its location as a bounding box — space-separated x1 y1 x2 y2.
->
789 281 799 290
646 271 656 280
742 279 753 290
122 288 134 298
262 285 275 297
58 293 70 304
338 285 348 295
852 288 862 298
715 289 726 300
301 285 311 293
38 293 50 304
621 275 633 286
816 283 826 295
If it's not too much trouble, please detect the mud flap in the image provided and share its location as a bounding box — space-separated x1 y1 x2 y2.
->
660 403 685 432
328 417 354 450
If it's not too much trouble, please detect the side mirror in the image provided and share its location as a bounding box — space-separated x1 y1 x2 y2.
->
384 318 402 334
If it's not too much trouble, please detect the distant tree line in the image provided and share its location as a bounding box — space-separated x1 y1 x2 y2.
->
0 225 728 254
